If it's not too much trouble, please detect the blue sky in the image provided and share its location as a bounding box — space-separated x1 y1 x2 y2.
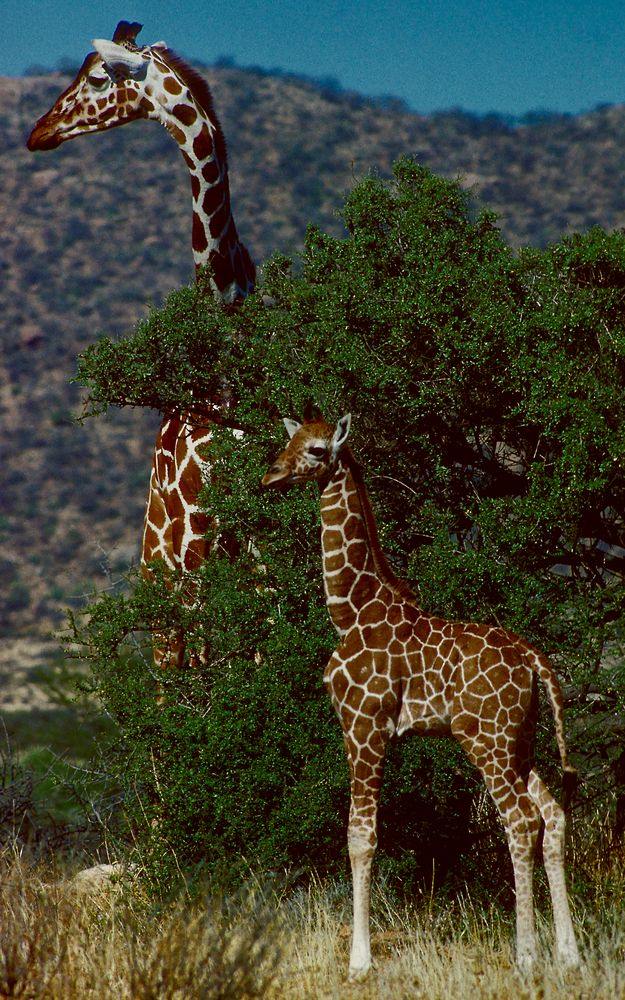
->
4 1 625 116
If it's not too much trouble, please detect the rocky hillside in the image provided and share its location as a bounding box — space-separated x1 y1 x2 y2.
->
3 63 625 646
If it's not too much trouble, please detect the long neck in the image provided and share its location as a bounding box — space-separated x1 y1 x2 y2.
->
319 449 413 635
149 50 255 303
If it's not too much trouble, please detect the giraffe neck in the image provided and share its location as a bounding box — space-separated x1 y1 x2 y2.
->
144 48 255 303
27 33 254 304
319 450 415 634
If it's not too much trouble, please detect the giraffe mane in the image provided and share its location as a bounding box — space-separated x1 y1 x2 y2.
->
342 447 417 603
159 48 228 168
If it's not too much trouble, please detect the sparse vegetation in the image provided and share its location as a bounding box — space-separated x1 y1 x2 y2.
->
2 830 625 999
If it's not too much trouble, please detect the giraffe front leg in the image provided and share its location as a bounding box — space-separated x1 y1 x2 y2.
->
343 725 387 982
348 814 376 980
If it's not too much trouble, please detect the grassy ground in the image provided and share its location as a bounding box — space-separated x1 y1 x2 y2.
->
1 847 625 1000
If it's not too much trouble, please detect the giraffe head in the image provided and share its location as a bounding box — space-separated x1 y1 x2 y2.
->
262 412 352 488
27 20 253 303
27 21 172 151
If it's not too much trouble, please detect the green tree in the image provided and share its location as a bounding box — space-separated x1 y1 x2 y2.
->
72 158 625 895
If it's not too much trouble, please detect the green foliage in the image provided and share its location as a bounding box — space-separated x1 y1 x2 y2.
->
76 290 231 417
72 159 625 895
70 561 347 890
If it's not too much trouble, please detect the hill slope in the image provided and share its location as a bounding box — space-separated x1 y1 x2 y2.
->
2 64 625 645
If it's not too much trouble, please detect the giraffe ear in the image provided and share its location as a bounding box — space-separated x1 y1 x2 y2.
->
92 38 147 76
332 414 352 451
283 418 301 439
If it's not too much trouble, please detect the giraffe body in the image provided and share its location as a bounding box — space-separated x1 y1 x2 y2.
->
263 413 579 979
27 22 255 669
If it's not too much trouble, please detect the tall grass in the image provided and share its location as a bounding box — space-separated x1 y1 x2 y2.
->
2 835 625 1000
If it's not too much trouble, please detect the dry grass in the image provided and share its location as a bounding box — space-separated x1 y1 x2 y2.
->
0 851 281 999
1 849 625 999
270 876 625 1000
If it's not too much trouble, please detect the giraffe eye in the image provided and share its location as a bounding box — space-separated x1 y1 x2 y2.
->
308 446 327 460
87 74 109 91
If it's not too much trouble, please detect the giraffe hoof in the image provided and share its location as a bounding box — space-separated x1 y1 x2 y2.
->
558 945 581 971
515 952 537 978
347 961 371 983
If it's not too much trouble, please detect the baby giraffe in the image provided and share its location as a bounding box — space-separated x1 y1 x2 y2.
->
262 411 579 980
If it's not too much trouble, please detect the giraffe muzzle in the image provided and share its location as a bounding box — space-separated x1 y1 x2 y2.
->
27 118 65 151
261 464 293 487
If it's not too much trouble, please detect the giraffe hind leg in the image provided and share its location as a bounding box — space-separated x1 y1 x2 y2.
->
468 755 542 971
153 629 186 672
527 770 580 968
455 726 542 970
502 789 542 972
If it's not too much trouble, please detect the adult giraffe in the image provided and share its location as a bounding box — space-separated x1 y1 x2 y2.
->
262 411 580 980
27 21 256 668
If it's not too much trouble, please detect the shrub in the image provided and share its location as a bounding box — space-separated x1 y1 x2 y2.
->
72 159 625 895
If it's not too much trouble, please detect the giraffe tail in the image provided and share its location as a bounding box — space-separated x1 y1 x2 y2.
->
561 766 579 815
529 647 578 813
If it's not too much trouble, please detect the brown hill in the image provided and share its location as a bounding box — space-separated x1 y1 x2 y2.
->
2 64 625 648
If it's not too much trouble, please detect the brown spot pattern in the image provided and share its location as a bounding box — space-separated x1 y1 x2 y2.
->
202 160 220 184
193 125 213 161
202 184 224 216
174 103 198 126
163 75 183 93
192 212 208 253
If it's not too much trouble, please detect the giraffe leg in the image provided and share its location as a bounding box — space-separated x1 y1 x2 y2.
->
504 796 541 973
343 725 388 982
466 753 542 971
348 803 376 980
527 770 580 968
152 628 186 672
